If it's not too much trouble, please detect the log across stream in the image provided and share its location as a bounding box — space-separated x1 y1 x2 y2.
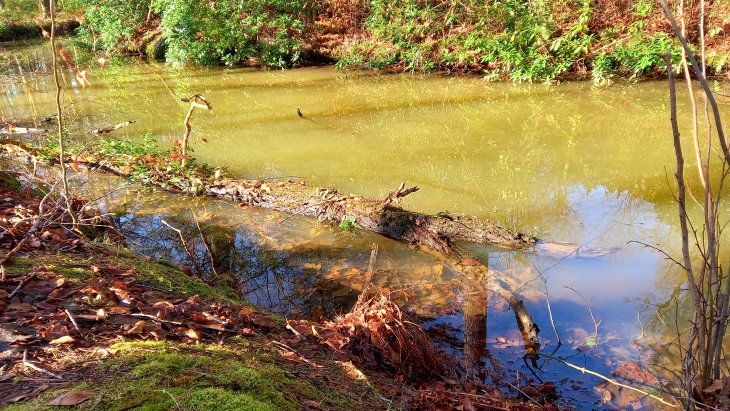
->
0 139 542 359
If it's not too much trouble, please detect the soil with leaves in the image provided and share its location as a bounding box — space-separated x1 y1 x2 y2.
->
0 177 568 410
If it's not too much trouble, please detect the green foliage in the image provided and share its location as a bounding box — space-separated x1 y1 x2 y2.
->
96 134 163 158
339 0 599 81
65 0 715 79
156 0 306 67
71 0 307 67
611 33 678 77
69 0 150 50
0 0 39 23
339 217 358 231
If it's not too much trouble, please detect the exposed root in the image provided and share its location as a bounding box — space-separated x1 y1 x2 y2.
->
317 286 455 380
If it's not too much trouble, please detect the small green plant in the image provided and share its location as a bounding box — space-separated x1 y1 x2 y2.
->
339 217 358 231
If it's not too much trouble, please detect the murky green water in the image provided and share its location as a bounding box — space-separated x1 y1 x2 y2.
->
3 41 730 409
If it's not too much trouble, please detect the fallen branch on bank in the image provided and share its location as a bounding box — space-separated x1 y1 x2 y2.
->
91 120 136 135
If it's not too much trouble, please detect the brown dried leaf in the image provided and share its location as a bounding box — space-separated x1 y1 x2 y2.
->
49 390 96 406
302 400 320 410
127 320 146 334
705 379 726 393
239 327 256 337
49 335 75 345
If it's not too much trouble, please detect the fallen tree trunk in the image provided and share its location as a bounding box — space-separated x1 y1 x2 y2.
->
204 179 535 252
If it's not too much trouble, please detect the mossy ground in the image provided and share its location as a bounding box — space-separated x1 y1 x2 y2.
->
5 339 378 410
1 243 383 410
4 246 239 304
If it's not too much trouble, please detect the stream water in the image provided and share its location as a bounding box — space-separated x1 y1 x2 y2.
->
2 41 730 409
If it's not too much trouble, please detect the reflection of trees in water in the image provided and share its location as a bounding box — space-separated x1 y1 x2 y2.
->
113 208 371 315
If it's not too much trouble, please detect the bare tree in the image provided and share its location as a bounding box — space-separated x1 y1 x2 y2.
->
49 0 76 227
660 0 729 406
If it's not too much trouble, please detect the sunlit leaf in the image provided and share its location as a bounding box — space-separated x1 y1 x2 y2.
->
127 320 145 334
49 335 75 345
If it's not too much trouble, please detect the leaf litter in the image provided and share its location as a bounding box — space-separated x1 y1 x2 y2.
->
0 175 567 410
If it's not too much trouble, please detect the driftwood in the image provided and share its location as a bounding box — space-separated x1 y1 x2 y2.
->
179 94 212 168
92 120 136 135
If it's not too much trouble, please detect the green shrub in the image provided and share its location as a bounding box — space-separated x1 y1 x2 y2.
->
156 0 306 67
69 0 149 50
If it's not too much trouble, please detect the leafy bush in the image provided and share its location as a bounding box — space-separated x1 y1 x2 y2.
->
156 0 306 67
70 0 307 67
64 0 708 80
68 0 149 50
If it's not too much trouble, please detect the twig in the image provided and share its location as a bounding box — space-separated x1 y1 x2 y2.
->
365 243 378 286
504 381 542 407
659 1 729 165
91 120 135 135
636 312 645 340
0 237 30 267
158 389 180 410
381 182 419 208
627 240 686 270
65 309 82 335
160 219 203 277
49 0 77 228
7 272 37 300
0 182 57 267
538 352 679 407
563 285 601 345
192 211 218 279
179 93 212 168
22 350 63 380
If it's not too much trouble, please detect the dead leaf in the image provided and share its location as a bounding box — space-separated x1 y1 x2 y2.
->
705 379 726 393
302 400 320 410
185 328 200 339
49 390 96 406
239 328 256 337
49 335 75 345
58 48 73 66
127 320 145 334
7 384 49 403
594 385 612 403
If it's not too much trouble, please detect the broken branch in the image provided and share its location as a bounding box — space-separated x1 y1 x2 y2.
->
91 120 136 135
381 182 419 208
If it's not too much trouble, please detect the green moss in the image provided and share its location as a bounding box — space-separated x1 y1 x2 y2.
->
6 340 376 410
188 388 276 411
5 245 239 304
